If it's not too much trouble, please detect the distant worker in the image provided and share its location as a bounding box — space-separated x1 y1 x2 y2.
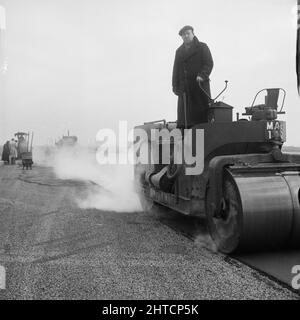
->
9 139 17 165
1 141 10 164
172 25 213 128
18 136 27 156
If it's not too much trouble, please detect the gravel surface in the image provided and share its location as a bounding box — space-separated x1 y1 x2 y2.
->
0 165 298 300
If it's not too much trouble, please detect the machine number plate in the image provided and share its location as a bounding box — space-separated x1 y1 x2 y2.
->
265 120 286 142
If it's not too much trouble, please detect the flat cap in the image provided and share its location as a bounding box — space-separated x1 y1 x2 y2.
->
178 25 194 36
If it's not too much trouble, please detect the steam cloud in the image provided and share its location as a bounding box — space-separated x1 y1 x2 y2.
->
35 145 142 212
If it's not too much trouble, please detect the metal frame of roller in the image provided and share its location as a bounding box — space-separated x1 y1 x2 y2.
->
134 88 300 253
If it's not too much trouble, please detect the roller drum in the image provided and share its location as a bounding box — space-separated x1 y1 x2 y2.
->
207 169 300 253
282 173 300 247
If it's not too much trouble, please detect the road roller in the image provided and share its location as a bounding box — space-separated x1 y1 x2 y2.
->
55 130 78 148
134 85 300 253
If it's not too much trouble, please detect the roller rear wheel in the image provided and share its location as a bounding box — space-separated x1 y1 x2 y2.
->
206 170 242 253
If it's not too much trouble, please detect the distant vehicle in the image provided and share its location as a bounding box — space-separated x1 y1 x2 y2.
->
14 132 34 169
55 131 78 148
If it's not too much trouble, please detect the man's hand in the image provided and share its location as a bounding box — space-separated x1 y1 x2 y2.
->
196 75 204 83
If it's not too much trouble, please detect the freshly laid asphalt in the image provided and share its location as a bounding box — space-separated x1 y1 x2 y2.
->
0 165 298 299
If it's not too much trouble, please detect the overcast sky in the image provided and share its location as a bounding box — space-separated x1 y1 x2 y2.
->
0 0 299 146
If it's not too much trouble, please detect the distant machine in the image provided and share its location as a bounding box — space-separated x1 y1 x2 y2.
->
55 131 78 148
15 132 34 169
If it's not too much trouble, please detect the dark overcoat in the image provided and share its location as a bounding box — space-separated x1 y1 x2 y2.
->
1 141 10 162
297 25 300 92
172 36 213 128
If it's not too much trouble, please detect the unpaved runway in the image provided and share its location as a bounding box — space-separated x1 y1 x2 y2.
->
0 165 298 299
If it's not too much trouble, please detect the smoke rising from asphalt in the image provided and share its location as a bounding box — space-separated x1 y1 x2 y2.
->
33 146 219 250
195 233 218 253
36 146 142 212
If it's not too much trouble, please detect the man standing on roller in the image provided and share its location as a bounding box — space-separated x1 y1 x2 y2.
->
172 25 214 128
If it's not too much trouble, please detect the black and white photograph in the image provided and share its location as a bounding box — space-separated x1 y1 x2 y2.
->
0 0 300 306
